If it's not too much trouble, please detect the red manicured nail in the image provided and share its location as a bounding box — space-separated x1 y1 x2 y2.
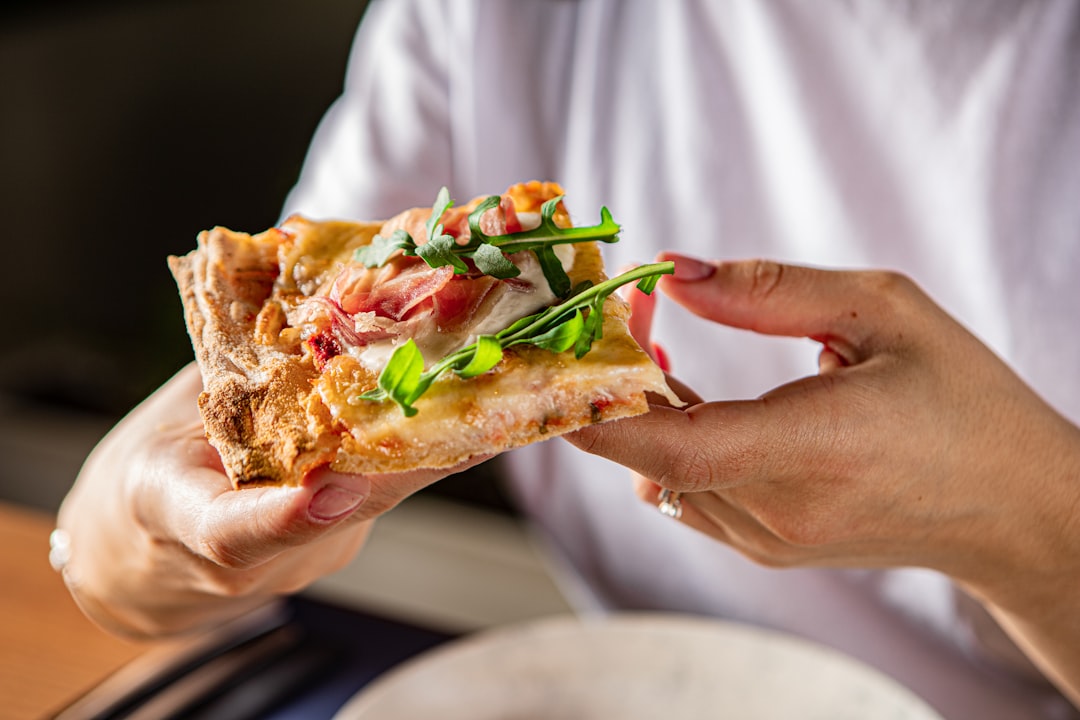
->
670 256 716 281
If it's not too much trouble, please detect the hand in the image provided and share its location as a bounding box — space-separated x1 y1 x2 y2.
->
568 254 1080 703
57 364 484 638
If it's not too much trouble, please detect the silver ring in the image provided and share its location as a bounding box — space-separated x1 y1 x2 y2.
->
49 528 71 573
657 489 683 519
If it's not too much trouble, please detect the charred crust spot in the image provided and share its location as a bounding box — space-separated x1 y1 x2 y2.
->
234 475 278 488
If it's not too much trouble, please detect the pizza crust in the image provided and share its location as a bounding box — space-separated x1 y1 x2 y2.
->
170 182 676 487
169 228 341 486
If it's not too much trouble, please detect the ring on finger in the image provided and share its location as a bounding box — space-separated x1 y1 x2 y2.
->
657 489 684 519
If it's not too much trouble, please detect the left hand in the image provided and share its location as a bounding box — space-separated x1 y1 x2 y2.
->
56 364 487 638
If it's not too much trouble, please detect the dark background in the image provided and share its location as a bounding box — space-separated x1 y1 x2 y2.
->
0 0 512 513
1 0 369 413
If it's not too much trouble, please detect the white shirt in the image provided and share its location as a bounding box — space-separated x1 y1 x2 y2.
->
283 1 1080 717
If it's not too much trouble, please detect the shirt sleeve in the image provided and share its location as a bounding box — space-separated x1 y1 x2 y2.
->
281 0 454 221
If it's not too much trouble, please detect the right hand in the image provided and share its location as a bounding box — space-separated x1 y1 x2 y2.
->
57 363 483 638
569 256 1080 706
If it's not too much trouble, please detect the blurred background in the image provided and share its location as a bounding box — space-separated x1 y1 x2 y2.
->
0 0 512 516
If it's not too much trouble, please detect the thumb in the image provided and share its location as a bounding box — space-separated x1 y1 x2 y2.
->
568 401 766 493
162 453 492 570
168 466 372 570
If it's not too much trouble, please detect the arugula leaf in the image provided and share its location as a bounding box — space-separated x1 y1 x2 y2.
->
454 335 504 377
489 201 620 255
635 273 662 295
534 245 571 298
355 187 458 269
425 186 454 241
354 229 415 268
353 187 621 297
510 309 584 353
359 262 674 416
415 234 470 273
471 242 520 278
574 294 606 359
365 339 425 417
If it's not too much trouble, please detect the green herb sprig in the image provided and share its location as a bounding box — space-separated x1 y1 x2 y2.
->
359 261 674 416
353 187 621 298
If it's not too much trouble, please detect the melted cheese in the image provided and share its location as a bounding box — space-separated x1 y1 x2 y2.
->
314 306 677 474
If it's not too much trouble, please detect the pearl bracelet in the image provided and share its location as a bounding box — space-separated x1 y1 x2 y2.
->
49 528 71 573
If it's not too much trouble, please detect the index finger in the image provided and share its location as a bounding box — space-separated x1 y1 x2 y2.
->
657 255 922 361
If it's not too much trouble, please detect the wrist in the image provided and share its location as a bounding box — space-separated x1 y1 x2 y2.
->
949 417 1080 613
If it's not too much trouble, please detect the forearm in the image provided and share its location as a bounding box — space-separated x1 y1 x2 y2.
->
954 417 1080 707
983 600 1080 708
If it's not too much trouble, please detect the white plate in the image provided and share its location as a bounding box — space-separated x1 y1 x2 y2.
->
334 614 942 719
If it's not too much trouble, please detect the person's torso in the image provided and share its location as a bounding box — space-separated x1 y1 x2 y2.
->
286 2 1080 716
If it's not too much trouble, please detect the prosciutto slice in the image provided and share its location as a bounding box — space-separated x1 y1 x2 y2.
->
333 260 454 320
434 274 502 333
289 296 397 368
319 191 539 358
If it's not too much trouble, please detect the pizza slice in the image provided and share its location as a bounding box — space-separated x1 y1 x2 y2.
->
169 181 679 487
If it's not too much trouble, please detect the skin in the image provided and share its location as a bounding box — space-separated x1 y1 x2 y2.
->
57 363 487 638
568 252 1080 708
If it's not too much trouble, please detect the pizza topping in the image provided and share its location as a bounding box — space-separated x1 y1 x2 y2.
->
477 195 524 236
283 188 663 418
288 296 396 353
316 194 578 374
432 274 502 332
335 261 455 321
306 330 343 370
354 187 618 297
360 262 676 417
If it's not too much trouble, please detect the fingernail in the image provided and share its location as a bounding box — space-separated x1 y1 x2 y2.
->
670 256 716 281
309 484 366 521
